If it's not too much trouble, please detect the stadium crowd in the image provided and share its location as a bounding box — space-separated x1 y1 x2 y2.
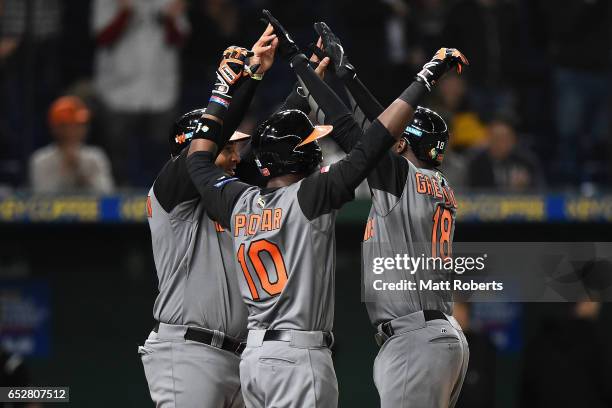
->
0 0 610 194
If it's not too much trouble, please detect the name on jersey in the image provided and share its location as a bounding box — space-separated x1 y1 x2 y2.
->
234 208 283 237
415 172 457 209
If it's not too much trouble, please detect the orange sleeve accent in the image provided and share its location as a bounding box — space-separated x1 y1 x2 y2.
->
146 196 152 218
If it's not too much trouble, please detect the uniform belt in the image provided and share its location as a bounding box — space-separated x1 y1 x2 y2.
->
153 321 245 355
262 330 334 348
375 310 448 347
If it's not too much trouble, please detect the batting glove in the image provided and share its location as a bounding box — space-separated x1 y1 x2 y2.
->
415 48 469 91
214 46 253 98
262 10 300 61
314 21 355 77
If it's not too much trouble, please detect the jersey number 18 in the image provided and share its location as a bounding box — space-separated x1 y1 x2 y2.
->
431 206 453 259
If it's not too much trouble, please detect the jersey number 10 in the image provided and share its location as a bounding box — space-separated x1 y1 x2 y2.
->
237 239 288 300
431 206 453 259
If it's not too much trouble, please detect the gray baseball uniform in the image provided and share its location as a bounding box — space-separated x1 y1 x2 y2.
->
140 149 248 407
231 181 340 408
363 156 469 408
186 114 398 408
363 159 456 322
330 74 469 408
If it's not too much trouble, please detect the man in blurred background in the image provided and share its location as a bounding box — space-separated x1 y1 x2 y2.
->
467 115 544 192
92 0 189 187
442 0 520 120
29 95 114 193
0 0 62 187
538 0 611 189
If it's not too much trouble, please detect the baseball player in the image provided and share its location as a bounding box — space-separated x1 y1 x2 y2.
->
182 10 462 407
315 23 470 408
139 27 278 407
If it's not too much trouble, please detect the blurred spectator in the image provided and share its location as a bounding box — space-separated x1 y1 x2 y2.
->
404 0 449 68
443 0 520 121
538 0 611 187
375 0 412 104
439 146 468 190
521 301 612 407
467 116 545 191
181 0 241 111
453 303 496 408
29 96 114 193
0 0 62 185
429 76 487 189
92 0 189 187
335 0 387 103
429 76 487 151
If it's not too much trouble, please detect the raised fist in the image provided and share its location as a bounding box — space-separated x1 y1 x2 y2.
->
415 48 469 91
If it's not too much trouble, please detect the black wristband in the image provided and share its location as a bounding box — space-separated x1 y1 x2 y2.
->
398 81 427 109
192 117 224 145
206 92 232 119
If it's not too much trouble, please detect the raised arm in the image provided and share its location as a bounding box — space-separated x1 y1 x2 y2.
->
186 32 278 229
222 24 278 140
276 48 331 114
262 10 468 217
315 22 384 151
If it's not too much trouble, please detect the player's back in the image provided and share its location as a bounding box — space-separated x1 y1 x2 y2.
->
363 155 457 326
147 152 247 339
231 180 337 331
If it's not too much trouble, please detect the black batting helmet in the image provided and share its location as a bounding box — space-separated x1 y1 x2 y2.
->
169 108 249 157
403 106 449 166
252 109 332 178
169 109 204 158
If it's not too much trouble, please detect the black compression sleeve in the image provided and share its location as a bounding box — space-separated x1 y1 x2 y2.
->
335 119 396 192
399 81 428 108
298 119 396 219
186 151 251 229
327 112 365 155
290 53 351 125
276 82 311 114
341 71 384 131
222 78 260 141
327 69 386 153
